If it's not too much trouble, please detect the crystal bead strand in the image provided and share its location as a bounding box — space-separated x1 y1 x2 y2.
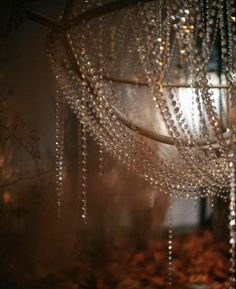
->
77 120 82 203
114 9 132 77
140 2 224 193
94 17 105 179
168 197 174 286
153 84 222 194
99 142 104 176
149 186 155 209
81 123 88 224
229 153 236 289
210 195 214 212
191 90 198 137
55 89 65 218
69 31 178 190
76 49 137 173
229 0 236 72
191 1 225 149
124 15 195 191
53 41 170 193
188 3 220 163
193 197 198 219
225 0 234 70
49 26 174 195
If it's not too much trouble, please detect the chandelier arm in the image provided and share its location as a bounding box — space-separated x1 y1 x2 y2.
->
114 109 175 145
25 9 61 29
105 76 230 89
114 108 224 148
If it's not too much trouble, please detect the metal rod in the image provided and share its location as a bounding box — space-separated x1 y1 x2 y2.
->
106 76 230 89
114 109 175 145
114 108 225 147
24 9 61 29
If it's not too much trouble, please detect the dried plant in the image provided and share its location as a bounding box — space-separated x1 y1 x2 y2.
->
0 93 52 189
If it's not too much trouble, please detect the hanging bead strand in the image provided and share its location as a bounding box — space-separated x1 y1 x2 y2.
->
168 197 174 286
210 195 214 213
193 197 198 219
99 142 104 176
81 123 88 224
229 153 236 289
55 89 65 218
78 120 82 202
149 187 155 209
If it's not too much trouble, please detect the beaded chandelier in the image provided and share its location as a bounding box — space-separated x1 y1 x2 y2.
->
48 0 235 198
45 0 235 287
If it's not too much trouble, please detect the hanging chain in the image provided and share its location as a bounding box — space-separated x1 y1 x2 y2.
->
149 189 155 209
229 152 236 289
193 197 198 219
168 197 174 286
99 142 104 176
55 89 65 218
81 123 88 224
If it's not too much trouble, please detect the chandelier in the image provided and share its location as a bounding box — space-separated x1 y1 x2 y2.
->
13 0 236 287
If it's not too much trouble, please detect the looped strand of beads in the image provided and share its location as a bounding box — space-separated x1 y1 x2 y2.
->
55 89 65 218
